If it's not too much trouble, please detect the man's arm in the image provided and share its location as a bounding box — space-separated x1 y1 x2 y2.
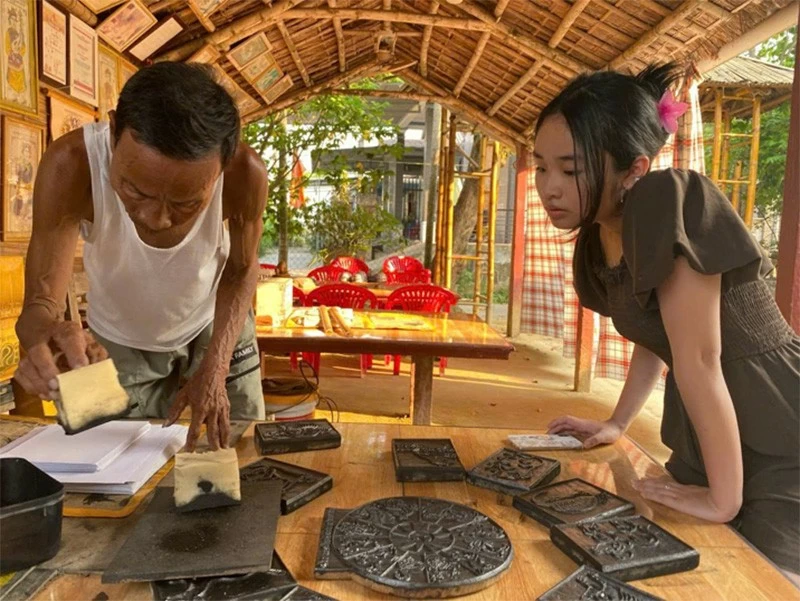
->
14 130 99 398
165 143 267 449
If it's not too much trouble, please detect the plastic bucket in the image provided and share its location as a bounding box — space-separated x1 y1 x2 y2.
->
262 377 317 421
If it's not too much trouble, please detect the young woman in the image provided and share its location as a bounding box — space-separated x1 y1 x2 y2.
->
535 63 799 577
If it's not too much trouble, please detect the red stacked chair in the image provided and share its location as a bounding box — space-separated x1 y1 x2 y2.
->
384 285 459 376
308 265 348 284
304 283 379 377
330 256 370 276
382 256 432 284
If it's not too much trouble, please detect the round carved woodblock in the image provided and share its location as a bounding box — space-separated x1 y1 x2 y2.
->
331 496 513 598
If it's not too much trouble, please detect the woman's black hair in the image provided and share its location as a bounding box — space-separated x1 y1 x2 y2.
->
114 62 240 167
535 62 682 227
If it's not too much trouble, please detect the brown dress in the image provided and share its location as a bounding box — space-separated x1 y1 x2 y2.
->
573 168 800 573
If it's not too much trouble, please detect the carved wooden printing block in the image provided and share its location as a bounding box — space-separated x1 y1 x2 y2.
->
255 419 341 455
240 457 332 515
392 438 465 482
467 448 560 495
315 497 513 598
513 478 636 528
314 508 352 580
550 515 699 581
537 565 665 601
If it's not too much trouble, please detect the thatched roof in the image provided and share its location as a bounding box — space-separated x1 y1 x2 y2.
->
699 55 794 117
132 0 796 148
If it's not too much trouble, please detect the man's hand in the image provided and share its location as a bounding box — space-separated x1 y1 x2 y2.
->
166 371 231 452
14 321 108 398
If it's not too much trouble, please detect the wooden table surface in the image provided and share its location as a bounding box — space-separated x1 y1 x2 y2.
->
257 312 514 425
27 423 797 601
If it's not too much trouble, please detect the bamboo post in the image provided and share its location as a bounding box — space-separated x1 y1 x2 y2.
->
744 95 762 228
731 161 743 214
487 142 500 325
445 113 457 289
473 137 487 317
719 112 732 196
434 110 449 285
711 88 723 183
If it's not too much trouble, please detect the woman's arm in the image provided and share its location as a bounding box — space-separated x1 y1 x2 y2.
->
640 255 743 522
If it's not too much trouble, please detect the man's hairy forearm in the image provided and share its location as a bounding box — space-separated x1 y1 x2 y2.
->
16 299 65 351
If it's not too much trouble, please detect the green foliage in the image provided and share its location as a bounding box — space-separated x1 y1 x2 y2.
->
241 85 405 252
704 28 796 218
304 200 404 264
455 266 509 303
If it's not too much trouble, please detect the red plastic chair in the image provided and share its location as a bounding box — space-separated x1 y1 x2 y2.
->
258 263 278 280
308 265 349 284
305 284 380 377
384 285 459 376
330 256 370 276
382 256 432 284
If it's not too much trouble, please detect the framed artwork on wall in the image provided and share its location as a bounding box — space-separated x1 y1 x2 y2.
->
1 116 43 241
80 0 127 12
187 43 221 64
117 58 137 93
226 33 271 71
188 0 232 33
38 0 69 89
96 0 156 53
129 17 183 61
48 91 96 141
69 15 98 106
98 45 119 121
0 0 38 116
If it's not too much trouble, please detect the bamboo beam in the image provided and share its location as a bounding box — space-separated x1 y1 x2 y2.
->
330 89 436 103
243 59 386 121
328 0 346 72
284 8 490 31
473 136 487 316
51 0 97 26
731 161 743 214
550 0 592 48
507 146 529 337
276 20 312 86
434 109 449 284
744 95 761 228
486 141 499 323
420 1 439 77
400 68 524 148
148 0 183 12
488 61 542 116
494 0 511 19
445 113 458 289
453 32 491 97
158 0 304 61
609 0 731 70
719 112 732 195
454 0 587 76
711 88 723 182
775 21 800 333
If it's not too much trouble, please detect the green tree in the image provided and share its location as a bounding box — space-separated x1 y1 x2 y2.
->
241 78 404 262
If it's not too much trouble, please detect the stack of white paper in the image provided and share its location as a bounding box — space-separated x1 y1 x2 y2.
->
0 421 151 472
0 421 188 496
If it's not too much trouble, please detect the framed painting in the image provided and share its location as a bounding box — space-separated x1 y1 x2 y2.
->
252 66 283 96
0 0 38 116
129 17 183 62
80 0 127 12
188 43 220 64
117 58 137 93
240 52 276 82
188 0 233 33
227 33 272 71
98 45 118 121
38 0 69 88
96 0 156 53
1 116 43 241
69 15 98 106
49 91 95 141
262 74 293 105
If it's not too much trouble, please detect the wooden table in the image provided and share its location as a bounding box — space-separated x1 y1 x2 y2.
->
257 312 514 425
26 423 797 600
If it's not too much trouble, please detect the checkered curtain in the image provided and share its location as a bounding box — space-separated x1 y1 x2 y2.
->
521 75 704 383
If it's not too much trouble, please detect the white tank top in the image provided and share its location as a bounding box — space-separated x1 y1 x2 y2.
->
81 122 230 352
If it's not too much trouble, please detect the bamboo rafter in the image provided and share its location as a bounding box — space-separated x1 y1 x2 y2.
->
488 61 543 116
550 0 592 48
419 1 439 77
494 0 512 19
277 20 312 86
453 32 491 97
52 0 97 26
328 0 346 73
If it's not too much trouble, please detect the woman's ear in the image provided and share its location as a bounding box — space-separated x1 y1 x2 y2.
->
623 155 650 189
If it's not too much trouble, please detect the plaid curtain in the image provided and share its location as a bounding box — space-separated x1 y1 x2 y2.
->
521 73 704 384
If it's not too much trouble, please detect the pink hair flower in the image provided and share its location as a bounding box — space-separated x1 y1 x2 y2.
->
657 90 689 134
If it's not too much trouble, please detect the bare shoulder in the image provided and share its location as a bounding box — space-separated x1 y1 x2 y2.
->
36 128 93 222
222 142 267 220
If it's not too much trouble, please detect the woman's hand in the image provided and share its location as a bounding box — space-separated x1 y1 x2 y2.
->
633 475 741 523
547 416 624 449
